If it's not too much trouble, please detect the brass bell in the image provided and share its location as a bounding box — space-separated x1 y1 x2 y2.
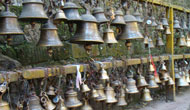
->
149 63 155 72
103 25 118 44
185 70 190 83
70 10 104 44
174 17 181 29
148 37 155 48
177 34 187 48
92 7 109 24
0 6 24 35
137 74 148 88
156 22 164 30
160 62 167 72
54 9 67 23
161 72 169 82
28 91 44 110
95 84 106 101
117 87 127 106
0 82 10 110
105 83 117 103
91 89 99 98
133 8 143 23
81 83 91 93
100 65 109 80
165 26 171 35
81 100 93 110
41 92 56 110
151 17 157 27
111 8 125 26
63 0 82 22
186 34 190 47
126 75 139 94
37 20 63 47
144 36 149 45
161 17 169 26
65 87 82 108
177 75 189 87
168 76 175 86
142 87 153 102
148 74 159 89
112 80 122 87
117 11 143 40
175 65 181 79
155 74 162 84
47 86 56 96
56 96 68 110
156 37 164 47
19 0 48 21
182 20 188 30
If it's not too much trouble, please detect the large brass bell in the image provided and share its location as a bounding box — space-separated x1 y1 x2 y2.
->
126 75 139 94
168 76 175 85
19 0 48 21
41 92 56 110
177 34 187 47
92 7 109 24
133 8 143 23
117 11 143 40
151 17 157 27
0 7 24 35
81 83 91 93
182 20 188 30
95 84 106 101
165 26 171 35
137 74 148 88
174 17 181 29
111 8 125 26
148 37 155 48
156 37 164 47
54 9 67 23
37 20 63 47
177 69 189 87
81 100 93 110
47 86 56 96
65 87 82 108
63 0 81 22
148 74 159 89
142 87 153 102
161 16 169 26
117 87 127 106
0 82 10 110
70 10 104 44
103 25 118 44
105 83 117 103
156 22 164 30
56 96 68 110
28 91 44 110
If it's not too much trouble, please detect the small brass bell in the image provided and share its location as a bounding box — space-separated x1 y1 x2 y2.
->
28 91 44 110
117 11 143 40
137 74 148 88
148 74 159 89
160 62 167 72
126 75 139 94
133 8 143 23
149 63 155 72
186 35 190 47
0 6 24 35
56 96 68 110
144 36 149 45
177 75 189 87
117 87 127 106
63 0 82 22
41 92 56 110
95 84 106 101
148 38 155 48
92 7 109 24
175 66 181 79
47 86 56 96
168 76 175 86
174 17 181 29
156 22 164 30
156 37 164 47
91 89 99 98
81 100 93 110
182 20 188 30
177 34 187 48
81 83 91 93
54 9 67 24
111 8 125 26
155 74 162 84
100 65 109 80
151 17 157 27
142 87 153 102
112 80 122 87
65 87 82 108
19 0 48 21
105 83 117 103
161 17 169 26
37 20 63 47
103 25 118 44
165 26 171 35
0 82 10 110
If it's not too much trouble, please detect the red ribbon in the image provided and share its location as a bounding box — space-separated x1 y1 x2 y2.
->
150 55 157 76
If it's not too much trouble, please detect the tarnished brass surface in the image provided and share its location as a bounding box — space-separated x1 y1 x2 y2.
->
117 88 127 106
177 34 187 47
81 100 93 110
156 37 164 47
165 26 171 35
174 18 181 29
137 74 148 87
95 84 106 101
103 27 118 44
161 17 169 26
105 84 117 103
92 7 108 24
126 76 139 94
142 87 153 102
28 91 44 110
111 9 125 25
148 75 159 89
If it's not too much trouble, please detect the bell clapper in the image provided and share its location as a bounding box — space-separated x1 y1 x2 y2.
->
30 21 36 29
6 35 12 45
84 44 92 55
47 47 54 57
125 40 132 50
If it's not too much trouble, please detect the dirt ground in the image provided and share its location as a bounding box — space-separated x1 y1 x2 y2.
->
139 88 190 110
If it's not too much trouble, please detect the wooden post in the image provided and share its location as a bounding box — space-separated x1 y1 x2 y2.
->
166 7 176 101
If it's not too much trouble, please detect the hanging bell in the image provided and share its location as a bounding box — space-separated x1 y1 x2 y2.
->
141 87 153 102
19 0 48 21
41 92 56 110
95 84 106 101
70 10 104 45
37 20 63 47
65 87 82 108
47 86 56 96
81 83 91 93
111 8 125 26
148 74 159 89
156 37 164 47
117 11 143 40
56 96 67 110
175 65 181 79
155 74 162 84
0 6 24 35
182 20 188 30
160 62 167 72
160 72 169 82
126 75 139 94
149 63 155 72
117 87 127 106
151 17 157 27
92 7 109 24
133 8 143 23
54 9 67 23
177 75 189 87
165 26 171 35
168 76 175 85
148 37 155 48
81 100 93 110
137 74 148 88
156 22 164 31
144 36 149 45
0 82 10 110
161 17 169 26
174 17 181 29
186 35 190 47
177 34 187 48
103 25 118 44
105 83 117 103
100 66 109 80
185 70 190 83
63 0 82 22
28 91 44 110
91 89 99 98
